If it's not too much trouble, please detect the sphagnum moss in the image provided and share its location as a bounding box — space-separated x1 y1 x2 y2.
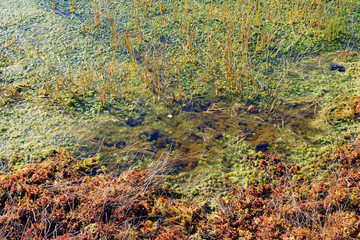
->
1 1 360 237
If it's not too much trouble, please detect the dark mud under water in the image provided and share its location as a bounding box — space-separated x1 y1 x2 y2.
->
76 97 322 173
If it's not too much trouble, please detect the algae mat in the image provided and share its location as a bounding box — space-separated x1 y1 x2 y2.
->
1 0 360 178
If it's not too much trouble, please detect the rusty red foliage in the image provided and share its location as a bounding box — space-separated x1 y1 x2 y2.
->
1 147 360 239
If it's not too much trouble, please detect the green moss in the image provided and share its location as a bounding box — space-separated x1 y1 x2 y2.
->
72 157 100 173
1 0 360 199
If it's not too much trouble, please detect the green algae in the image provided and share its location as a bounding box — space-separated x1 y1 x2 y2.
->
1 0 360 199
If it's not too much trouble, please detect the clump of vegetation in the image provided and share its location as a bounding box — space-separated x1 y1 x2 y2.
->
0 151 174 239
33 0 359 107
2 147 360 239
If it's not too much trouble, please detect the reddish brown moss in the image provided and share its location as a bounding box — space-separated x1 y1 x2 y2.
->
1 147 360 239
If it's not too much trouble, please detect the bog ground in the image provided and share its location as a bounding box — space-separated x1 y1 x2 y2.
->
1 0 360 239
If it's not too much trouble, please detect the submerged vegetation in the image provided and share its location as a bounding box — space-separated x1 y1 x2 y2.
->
1 0 360 238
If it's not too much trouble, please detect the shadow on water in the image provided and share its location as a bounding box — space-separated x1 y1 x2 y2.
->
74 97 323 174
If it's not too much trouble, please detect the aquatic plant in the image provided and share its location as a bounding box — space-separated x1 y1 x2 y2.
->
2 147 360 239
29 0 360 110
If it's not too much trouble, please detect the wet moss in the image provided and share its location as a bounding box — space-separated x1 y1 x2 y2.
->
1 0 360 214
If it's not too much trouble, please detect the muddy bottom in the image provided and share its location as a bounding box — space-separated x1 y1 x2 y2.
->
75 98 322 173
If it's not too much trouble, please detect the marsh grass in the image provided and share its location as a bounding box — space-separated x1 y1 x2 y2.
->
31 0 360 111
1 0 359 163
